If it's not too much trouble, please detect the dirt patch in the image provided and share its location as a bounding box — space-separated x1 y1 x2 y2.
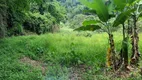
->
105 65 142 79
20 57 47 75
69 65 92 80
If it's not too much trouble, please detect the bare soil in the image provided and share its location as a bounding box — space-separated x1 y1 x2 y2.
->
20 57 47 75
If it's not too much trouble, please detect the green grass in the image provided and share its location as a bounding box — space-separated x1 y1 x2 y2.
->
0 32 142 80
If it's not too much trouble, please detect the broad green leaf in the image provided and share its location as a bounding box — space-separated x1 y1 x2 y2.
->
113 9 135 27
107 0 115 15
82 20 101 26
114 0 127 10
127 0 135 4
74 25 101 31
113 0 135 10
79 0 109 22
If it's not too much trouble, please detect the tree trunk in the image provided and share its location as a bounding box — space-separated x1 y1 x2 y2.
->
130 15 140 65
108 33 116 70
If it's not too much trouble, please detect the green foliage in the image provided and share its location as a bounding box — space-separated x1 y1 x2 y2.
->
59 44 85 66
0 0 66 37
77 0 116 33
0 29 142 78
7 9 26 36
8 22 24 36
114 0 127 11
0 32 142 79
113 0 135 10
74 25 101 31
23 0 66 34
0 0 43 37
82 20 101 26
45 65 69 80
79 0 109 22
24 12 56 34
0 38 43 80
0 1 8 37
113 9 135 27
59 0 88 29
66 14 95 28
74 19 102 31
48 1 66 23
122 37 129 65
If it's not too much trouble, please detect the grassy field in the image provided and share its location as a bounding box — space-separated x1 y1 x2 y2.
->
0 31 142 80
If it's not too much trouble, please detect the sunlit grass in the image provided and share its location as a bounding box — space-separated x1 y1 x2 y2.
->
0 32 142 80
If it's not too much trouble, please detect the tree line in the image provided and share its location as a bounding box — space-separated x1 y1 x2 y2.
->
0 0 67 37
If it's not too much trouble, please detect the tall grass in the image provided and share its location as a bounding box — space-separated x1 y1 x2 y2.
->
0 32 142 80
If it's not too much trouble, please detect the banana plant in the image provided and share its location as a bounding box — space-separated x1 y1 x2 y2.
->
75 0 141 70
75 0 118 70
112 0 136 68
129 0 142 65
112 0 142 67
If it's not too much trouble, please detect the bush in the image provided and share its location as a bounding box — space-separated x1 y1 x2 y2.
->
23 12 56 34
8 22 24 36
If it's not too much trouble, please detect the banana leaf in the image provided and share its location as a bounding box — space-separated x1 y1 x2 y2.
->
79 0 109 22
113 9 135 27
74 25 101 31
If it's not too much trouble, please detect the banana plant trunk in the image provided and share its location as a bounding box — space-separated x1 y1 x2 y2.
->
122 38 128 68
130 15 140 65
122 23 128 68
108 33 116 70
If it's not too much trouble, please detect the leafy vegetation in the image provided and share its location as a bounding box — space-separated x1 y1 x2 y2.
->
76 0 142 71
1 0 142 80
0 32 142 79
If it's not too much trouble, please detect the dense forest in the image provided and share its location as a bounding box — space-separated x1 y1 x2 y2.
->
0 0 93 36
0 0 142 80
